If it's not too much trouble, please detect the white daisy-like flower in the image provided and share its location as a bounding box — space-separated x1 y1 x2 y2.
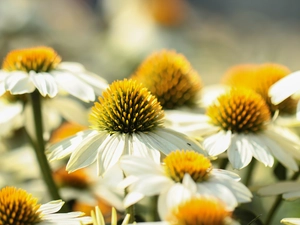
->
0 186 92 225
281 218 300 225
167 88 300 171
257 180 300 200
120 150 252 219
0 46 108 102
0 93 89 139
47 79 205 176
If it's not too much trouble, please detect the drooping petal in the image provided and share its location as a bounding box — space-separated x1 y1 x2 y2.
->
244 134 274 167
283 190 300 200
261 134 299 171
204 130 231 156
227 134 253 169
146 128 205 156
47 130 98 161
120 155 164 176
269 70 300 104
257 181 300 196
66 133 106 172
5 71 35 94
30 71 58 97
197 182 238 210
97 133 127 175
123 192 145 207
49 96 89 126
52 70 95 102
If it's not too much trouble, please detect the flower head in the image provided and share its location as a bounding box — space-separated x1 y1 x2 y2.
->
206 88 271 133
131 50 202 109
0 186 91 225
222 63 297 115
167 197 238 225
0 46 108 102
89 78 164 134
120 150 252 219
202 88 300 170
47 79 204 176
163 87 300 171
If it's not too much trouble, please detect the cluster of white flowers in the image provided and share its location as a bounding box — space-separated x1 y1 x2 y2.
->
1 47 300 225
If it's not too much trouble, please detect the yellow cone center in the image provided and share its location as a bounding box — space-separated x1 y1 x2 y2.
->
206 88 271 133
2 46 61 73
89 79 164 134
0 186 41 225
131 50 202 109
164 150 212 183
168 197 232 225
222 63 297 115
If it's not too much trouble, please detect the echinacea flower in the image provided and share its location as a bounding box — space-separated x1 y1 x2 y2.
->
0 186 91 225
47 79 204 176
131 49 202 109
120 150 252 219
222 63 297 115
167 88 300 171
0 46 108 102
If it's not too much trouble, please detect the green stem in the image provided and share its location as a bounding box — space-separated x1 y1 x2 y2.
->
29 91 66 209
264 171 300 225
218 158 229 170
244 160 256 187
149 196 160 221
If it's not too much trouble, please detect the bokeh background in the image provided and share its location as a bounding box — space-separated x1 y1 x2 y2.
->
1 0 300 224
1 0 300 85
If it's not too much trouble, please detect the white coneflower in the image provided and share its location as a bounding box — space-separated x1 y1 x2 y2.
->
47 79 205 176
120 150 252 219
166 88 300 171
0 46 108 102
0 186 91 225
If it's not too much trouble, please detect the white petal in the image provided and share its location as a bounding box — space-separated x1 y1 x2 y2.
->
5 71 35 94
30 71 58 97
261 134 299 171
49 97 89 126
131 133 161 162
0 101 23 136
281 218 300 225
204 130 231 156
158 184 193 220
227 134 253 169
66 133 106 172
147 128 205 156
197 182 238 210
182 174 197 193
123 192 145 207
257 181 300 196
208 177 252 203
120 155 164 176
97 133 126 175
128 175 172 197
52 71 95 102
47 130 97 161
246 134 274 167
269 70 300 104
283 190 300 200
211 169 241 181
38 200 64 214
